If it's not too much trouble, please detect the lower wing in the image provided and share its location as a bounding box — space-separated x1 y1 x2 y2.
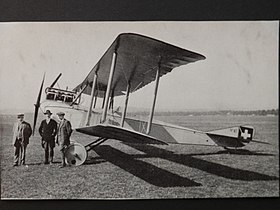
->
75 124 168 145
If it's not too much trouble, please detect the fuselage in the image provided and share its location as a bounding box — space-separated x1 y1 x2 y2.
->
41 93 251 149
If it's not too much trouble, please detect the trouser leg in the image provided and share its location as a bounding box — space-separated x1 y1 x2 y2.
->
14 145 20 165
61 150 66 166
50 147 54 163
20 144 27 164
44 142 49 163
60 143 69 167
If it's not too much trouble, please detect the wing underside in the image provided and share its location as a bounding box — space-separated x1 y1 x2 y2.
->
76 124 168 145
73 33 205 97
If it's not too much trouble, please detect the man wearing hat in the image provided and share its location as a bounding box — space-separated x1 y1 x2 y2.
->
56 112 72 167
39 110 58 164
12 113 32 166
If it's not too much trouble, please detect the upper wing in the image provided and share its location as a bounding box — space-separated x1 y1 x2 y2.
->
73 33 205 97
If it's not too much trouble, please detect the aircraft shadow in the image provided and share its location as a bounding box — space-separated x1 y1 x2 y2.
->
190 149 275 156
84 156 107 165
123 143 279 182
93 145 202 188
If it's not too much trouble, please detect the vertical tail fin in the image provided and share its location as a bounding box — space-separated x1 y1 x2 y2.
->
238 126 254 143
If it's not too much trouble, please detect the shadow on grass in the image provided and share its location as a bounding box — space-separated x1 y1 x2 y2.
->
190 149 275 156
123 143 279 181
84 156 106 165
93 145 202 187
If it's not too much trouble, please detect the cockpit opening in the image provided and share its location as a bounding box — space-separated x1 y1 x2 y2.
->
45 87 79 104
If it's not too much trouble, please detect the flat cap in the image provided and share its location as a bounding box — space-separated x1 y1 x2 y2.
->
56 112 65 116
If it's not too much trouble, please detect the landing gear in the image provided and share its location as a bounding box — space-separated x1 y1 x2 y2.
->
64 137 108 166
64 142 87 166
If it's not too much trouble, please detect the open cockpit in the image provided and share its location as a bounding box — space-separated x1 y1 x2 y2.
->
45 87 80 104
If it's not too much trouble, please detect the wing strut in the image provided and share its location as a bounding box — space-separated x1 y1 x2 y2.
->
101 52 117 123
93 90 98 108
50 73 62 88
86 72 98 126
70 83 88 106
146 59 161 134
121 82 131 127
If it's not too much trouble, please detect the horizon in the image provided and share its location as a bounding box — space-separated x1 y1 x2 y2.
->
0 107 278 115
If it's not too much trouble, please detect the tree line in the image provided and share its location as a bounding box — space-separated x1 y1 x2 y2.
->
127 109 278 116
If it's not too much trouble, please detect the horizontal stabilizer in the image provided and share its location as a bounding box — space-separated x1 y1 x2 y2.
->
251 139 271 145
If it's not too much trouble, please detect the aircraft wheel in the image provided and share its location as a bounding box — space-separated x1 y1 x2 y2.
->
64 142 87 166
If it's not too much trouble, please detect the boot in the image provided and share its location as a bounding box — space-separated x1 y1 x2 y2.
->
50 156 54 165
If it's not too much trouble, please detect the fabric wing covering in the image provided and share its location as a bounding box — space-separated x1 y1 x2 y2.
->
73 33 206 97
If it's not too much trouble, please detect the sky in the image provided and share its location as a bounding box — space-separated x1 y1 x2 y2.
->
0 21 278 112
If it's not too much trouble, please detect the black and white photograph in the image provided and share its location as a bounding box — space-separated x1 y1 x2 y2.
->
0 21 278 200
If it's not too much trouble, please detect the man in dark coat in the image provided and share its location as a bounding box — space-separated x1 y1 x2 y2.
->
39 110 58 164
12 113 32 166
56 112 72 167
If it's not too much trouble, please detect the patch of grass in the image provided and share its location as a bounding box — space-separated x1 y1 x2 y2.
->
0 115 279 199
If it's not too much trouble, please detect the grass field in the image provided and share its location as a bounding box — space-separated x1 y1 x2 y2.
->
0 114 278 199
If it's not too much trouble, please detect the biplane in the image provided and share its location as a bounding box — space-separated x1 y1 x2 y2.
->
33 33 257 166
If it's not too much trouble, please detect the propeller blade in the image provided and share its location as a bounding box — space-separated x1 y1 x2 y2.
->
33 105 39 136
50 73 62 88
33 73 45 135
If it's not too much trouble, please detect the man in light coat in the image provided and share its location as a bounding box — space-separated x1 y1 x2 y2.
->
12 113 32 166
56 112 72 167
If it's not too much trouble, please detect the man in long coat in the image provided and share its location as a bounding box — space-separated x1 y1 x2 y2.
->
12 113 32 166
39 110 58 164
56 112 72 167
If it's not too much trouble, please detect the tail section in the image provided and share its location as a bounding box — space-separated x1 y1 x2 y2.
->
238 126 254 143
206 125 254 148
